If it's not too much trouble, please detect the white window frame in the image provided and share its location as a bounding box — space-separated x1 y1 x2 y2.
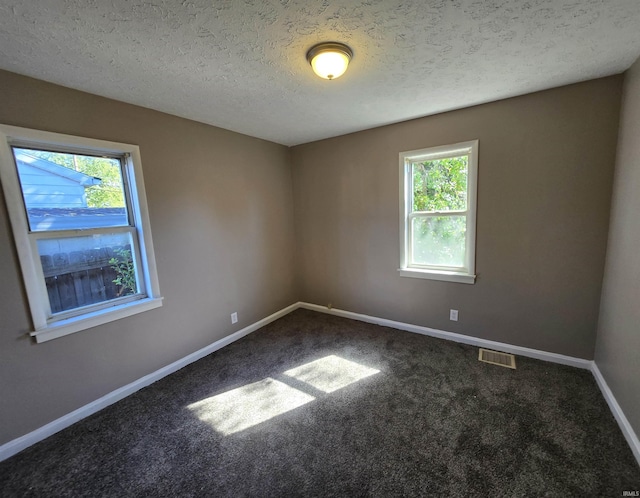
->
0 125 163 343
399 140 478 284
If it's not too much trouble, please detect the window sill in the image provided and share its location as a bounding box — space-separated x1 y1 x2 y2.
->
30 297 164 343
398 268 476 284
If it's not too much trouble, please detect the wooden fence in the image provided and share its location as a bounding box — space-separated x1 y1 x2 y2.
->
40 245 132 314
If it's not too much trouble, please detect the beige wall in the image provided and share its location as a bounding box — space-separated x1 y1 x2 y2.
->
292 76 622 359
0 70 297 445
0 68 628 448
595 57 640 435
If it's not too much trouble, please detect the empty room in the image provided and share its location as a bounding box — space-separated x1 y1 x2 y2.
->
0 1 639 495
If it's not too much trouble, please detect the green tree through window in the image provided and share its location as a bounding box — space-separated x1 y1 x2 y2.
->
412 156 468 212
411 156 468 266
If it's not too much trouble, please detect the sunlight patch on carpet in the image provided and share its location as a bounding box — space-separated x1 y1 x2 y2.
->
187 378 315 435
283 355 380 393
188 355 380 435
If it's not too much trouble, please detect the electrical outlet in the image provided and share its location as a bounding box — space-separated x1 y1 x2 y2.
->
450 309 459 321
231 312 238 324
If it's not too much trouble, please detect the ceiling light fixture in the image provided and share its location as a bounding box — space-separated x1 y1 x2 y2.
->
306 42 353 80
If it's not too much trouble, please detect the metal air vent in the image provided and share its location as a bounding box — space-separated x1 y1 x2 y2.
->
479 348 516 369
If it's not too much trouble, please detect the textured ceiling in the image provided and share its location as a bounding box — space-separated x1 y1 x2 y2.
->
1 1 640 146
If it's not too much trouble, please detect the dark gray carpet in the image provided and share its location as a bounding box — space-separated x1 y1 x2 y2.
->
1 309 639 497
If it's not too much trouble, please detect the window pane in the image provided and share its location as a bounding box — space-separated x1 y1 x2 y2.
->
412 155 468 212
411 216 466 267
12 147 129 231
37 233 139 315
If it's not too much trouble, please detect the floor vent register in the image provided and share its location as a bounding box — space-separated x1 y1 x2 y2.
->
478 348 516 369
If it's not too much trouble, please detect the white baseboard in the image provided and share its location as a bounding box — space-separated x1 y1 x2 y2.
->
591 363 640 466
0 302 299 463
299 302 592 369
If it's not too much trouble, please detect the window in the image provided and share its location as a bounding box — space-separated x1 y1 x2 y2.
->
0 125 162 342
399 140 478 284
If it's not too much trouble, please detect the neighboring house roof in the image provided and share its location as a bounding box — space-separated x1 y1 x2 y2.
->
27 208 128 231
15 152 102 186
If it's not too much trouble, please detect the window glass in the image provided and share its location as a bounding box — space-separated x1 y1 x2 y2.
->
37 233 139 315
412 156 468 212
411 216 466 267
12 147 129 231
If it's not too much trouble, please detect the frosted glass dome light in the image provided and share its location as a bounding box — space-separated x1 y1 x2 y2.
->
307 42 353 80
